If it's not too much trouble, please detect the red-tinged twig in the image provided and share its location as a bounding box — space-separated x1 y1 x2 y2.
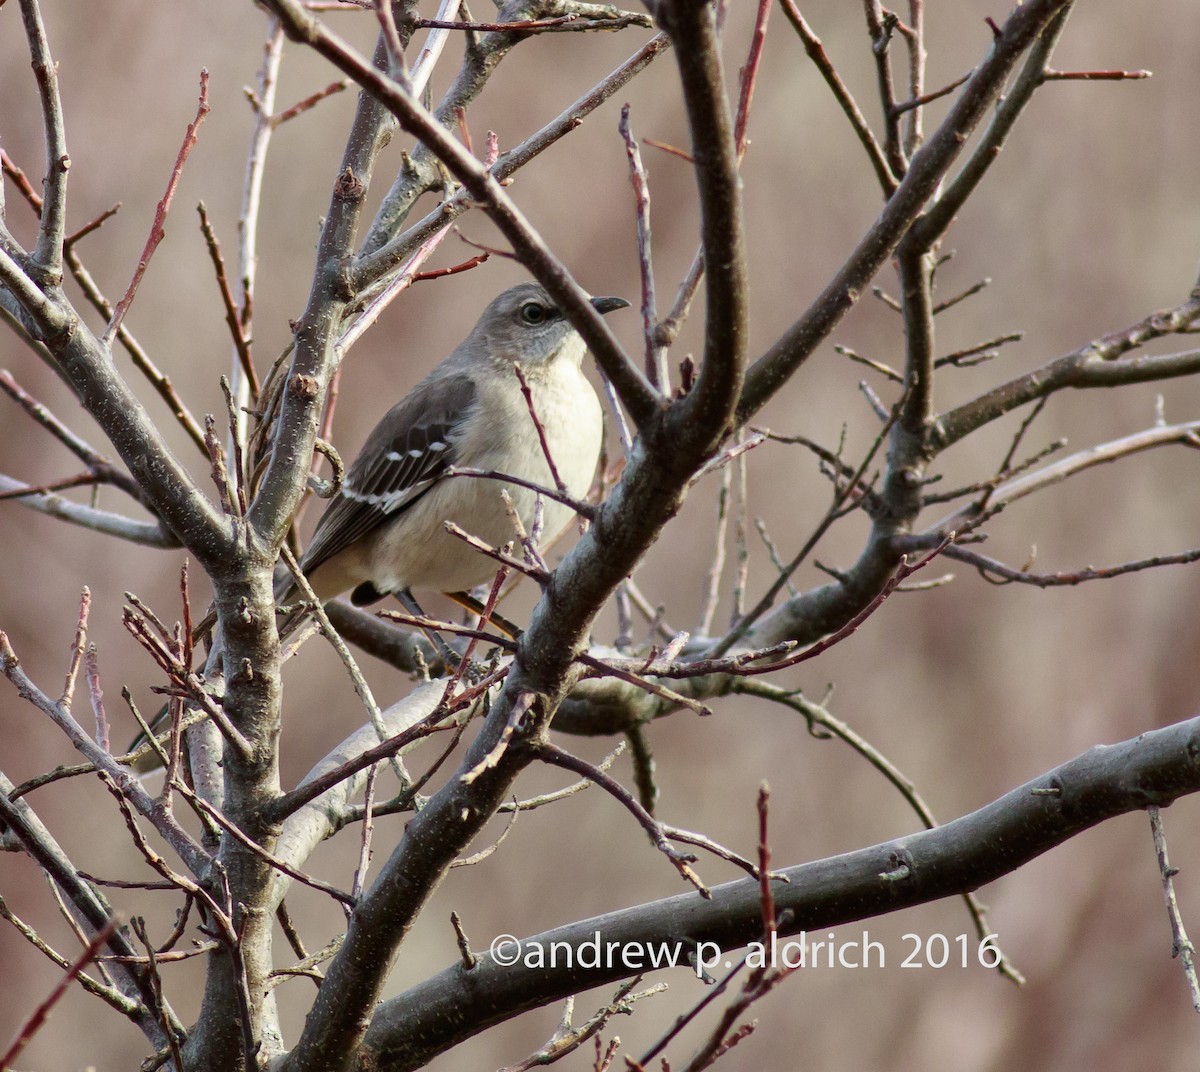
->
713 394 906 657
642 136 693 163
0 630 214 878
0 472 108 503
380 605 519 649
122 605 252 761
534 741 710 896
935 330 1023 368
946 544 1200 588
455 105 473 154
124 591 172 643
265 666 506 823
60 586 91 707
1042 67 1151 82
512 363 567 496
619 105 664 390
0 917 118 1071
64 203 122 246
373 0 410 84
98 772 233 945
726 535 955 677
638 954 748 1062
756 784 776 933
734 0 771 156
576 651 714 717
933 276 989 314
482 129 499 171
440 520 550 584
1 148 43 207
444 466 595 521
659 821 782 883
440 566 509 709
184 789 357 907
891 68 972 116
102 71 211 346
271 78 349 126
197 204 258 398
413 251 490 282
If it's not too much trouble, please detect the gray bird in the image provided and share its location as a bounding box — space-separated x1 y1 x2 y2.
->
284 281 628 610
125 282 626 768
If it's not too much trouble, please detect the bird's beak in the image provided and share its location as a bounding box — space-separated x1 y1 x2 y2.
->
590 296 631 315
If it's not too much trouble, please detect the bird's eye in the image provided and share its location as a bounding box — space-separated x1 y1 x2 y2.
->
519 301 552 325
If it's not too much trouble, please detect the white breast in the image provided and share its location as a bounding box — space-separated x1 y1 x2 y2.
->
367 358 603 594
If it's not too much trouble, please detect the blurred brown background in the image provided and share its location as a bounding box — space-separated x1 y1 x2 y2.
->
2 1 1200 1069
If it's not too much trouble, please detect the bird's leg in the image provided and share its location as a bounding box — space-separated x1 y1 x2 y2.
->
445 591 523 641
394 588 465 673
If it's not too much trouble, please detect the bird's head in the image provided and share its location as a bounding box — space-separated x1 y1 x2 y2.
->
475 281 629 370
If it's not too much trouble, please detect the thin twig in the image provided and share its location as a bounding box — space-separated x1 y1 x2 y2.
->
1148 807 1200 1012
102 71 211 346
0 917 118 1071
535 741 710 896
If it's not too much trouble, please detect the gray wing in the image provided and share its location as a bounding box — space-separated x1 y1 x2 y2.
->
299 372 476 578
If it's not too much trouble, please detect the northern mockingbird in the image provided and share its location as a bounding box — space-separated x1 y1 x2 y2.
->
284 280 628 610
125 282 626 768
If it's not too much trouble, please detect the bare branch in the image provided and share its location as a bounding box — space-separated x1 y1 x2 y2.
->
1148 807 1200 1012
102 71 211 346
18 0 70 283
738 0 1074 424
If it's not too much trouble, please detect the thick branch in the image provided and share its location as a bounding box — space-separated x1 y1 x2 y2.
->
932 307 1200 453
361 710 1200 1070
656 0 747 441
